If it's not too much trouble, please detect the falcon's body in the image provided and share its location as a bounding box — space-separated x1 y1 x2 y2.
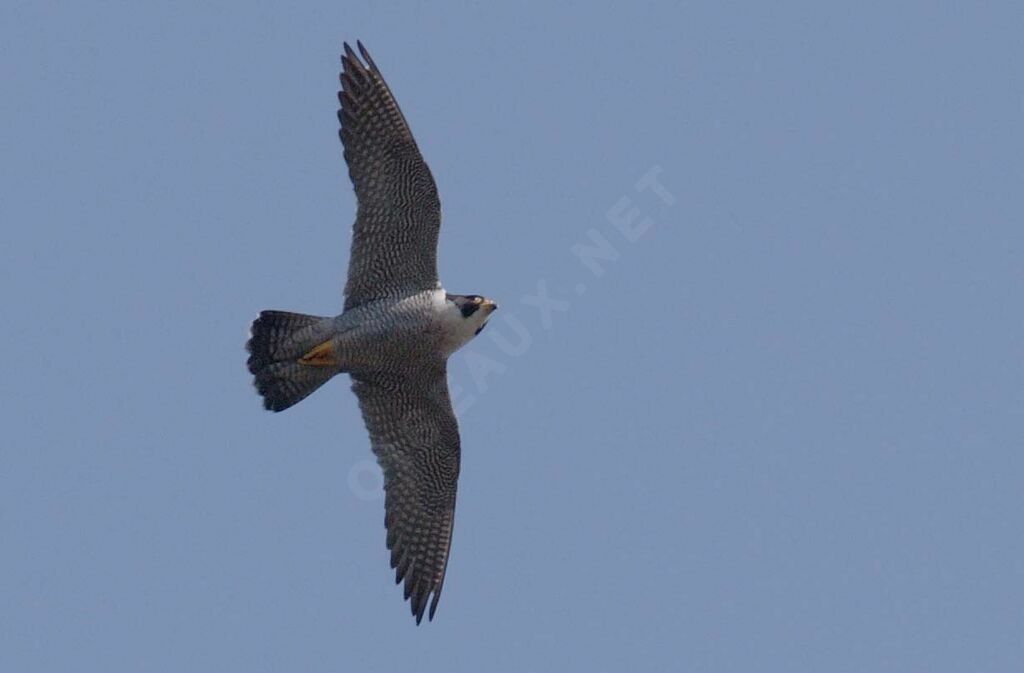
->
245 42 497 624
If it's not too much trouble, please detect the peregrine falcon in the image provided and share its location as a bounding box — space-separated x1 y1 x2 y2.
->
245 41 498 624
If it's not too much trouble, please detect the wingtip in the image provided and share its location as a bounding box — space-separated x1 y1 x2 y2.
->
341 40 373 67
411 591 427 625
411 589 441 624
357 40 378 71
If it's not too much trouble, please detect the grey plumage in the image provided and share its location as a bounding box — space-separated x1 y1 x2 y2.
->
352 368 459 623
246 41 497 624
339 41 442 311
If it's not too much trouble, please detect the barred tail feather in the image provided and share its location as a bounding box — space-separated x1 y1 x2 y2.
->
246 310 337 412
251 360 336 412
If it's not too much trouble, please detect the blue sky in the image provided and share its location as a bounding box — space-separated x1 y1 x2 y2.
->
3 2 1023 671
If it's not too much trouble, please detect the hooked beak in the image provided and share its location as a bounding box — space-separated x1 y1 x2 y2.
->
482 299 499 313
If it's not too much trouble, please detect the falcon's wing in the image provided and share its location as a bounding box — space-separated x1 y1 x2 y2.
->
351 365 460 624
339 42 442 311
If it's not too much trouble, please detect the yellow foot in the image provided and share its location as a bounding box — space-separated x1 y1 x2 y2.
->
298 340 339 367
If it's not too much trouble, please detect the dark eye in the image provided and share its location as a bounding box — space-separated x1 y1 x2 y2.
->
460 302 479 319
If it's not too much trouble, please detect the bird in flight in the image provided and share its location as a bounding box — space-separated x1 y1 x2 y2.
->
246 41 498 624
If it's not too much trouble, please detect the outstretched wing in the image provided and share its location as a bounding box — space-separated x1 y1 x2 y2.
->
350 365 460 624
338 42 442 311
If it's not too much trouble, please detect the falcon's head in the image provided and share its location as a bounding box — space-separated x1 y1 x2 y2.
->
446 293 499 338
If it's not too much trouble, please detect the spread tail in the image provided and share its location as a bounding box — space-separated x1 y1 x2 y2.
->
246 310 339 412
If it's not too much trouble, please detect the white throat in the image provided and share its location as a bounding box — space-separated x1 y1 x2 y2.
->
437 291 493 355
